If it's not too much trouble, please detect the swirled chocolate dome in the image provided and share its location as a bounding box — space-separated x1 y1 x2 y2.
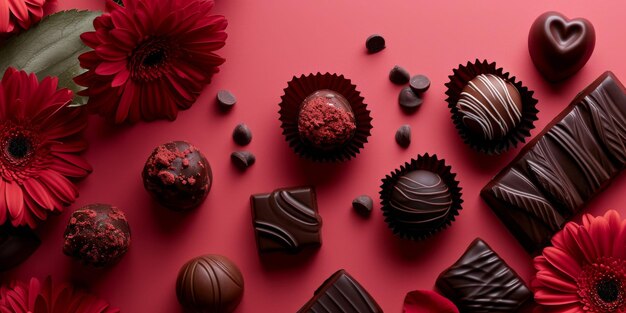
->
389 170 453 234
457 74 522 141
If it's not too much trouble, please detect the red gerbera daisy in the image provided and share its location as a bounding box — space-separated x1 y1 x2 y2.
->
74 0 228 123
0 277 119 313
0 67 91 228
533 210 626 313
0 0 56 36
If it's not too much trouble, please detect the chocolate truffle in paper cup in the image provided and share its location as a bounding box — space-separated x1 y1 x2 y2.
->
279 73 373 162
445 59 538 154
380 154 463 241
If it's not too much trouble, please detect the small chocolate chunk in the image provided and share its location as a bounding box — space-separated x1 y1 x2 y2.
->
365 34 385 53
410 75 431 93
398 87 423 110
0 225 40 271
352 195 373 216
232 123 252 146
217 90 237 109
389 66 410 85
395 125 411 147
231 151 256 170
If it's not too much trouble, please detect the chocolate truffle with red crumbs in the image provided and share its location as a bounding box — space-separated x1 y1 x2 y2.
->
63 204 130 267
142 141 212 211
297 90 356 150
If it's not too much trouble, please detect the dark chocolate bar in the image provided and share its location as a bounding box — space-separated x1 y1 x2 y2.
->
297 269 383 313
250 186 322 253
481 71 626 253
436 238 532 312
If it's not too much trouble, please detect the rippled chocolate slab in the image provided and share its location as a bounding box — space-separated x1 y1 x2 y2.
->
436 238 532 312
297 269 383 313
482 71 626 253
251 186 322 253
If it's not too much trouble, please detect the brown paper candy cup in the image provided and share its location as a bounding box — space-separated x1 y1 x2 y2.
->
380 153 463 241
278 73 373 162
445 59 539 154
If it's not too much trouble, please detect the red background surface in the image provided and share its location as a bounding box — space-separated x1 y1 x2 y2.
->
6 0 626 312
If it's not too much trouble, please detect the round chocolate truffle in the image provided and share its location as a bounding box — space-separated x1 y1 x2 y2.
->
176 255 244 313
390 170 453 233
297 90 356 150
63 204 131 267
142 141 212 211
456 74 522 141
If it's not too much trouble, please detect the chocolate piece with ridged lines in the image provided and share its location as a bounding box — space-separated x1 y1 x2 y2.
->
251 186 322 254
436 238 532 312
297 269 383 313
482 71 626 254
176 254 244 313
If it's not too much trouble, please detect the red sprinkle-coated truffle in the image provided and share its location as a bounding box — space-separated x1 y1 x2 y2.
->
297 90 356 150
142 141 212 211
63 204 131 267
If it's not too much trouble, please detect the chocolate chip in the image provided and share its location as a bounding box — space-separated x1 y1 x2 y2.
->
232 123 252 146
365 34 385 53
217 90 236 109
389 65 410 85
231 151 255 170
410 75 430 93
395 124 411 147
352 195 373 217
398 86 423 110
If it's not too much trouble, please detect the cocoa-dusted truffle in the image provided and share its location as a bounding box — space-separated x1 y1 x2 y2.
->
63 204 130 267
297 90 356 150
142 141 212 211
456 74 523 141
176 255 244 313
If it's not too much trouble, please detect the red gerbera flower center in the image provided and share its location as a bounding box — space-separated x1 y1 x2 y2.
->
578 257 626 312
0 122 46 183
129 38 176 82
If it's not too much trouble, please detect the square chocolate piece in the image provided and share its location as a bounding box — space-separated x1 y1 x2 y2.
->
251 186 322 253
436 238 532 312
297 269 383 313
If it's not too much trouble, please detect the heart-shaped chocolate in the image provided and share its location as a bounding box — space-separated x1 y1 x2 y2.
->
528 11 595 82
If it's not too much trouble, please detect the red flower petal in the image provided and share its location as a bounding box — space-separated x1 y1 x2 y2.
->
0 1 10 34
95 60 126 76
8 0 28 22
5 182 24 220
534 290 579 305
403 290 459 313
542 247 581 280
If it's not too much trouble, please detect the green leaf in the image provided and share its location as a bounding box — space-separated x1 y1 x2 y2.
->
0 10 101 105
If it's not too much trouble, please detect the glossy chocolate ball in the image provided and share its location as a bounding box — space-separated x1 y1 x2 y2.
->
142 141 212 211
297 90 356 150
176 255 244 313
63 204 131 267
390 170 453 233
457 74 523 141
